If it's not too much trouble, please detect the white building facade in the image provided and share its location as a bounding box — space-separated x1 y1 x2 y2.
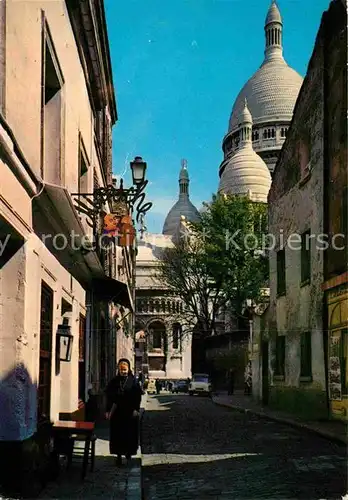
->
135 233 192 380
0 1 133 495
134 163 200 380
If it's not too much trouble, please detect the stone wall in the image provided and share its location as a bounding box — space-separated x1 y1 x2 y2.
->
323 0 347 279
258 6 330 419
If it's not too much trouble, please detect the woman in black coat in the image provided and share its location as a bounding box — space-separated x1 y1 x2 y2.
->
105 358 142 466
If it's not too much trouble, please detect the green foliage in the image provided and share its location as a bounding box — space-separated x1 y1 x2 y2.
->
157 194 269 336
194 194 269 315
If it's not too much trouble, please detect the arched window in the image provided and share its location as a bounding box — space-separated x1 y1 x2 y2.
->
280 128 284 137
267 129 271 139
271 129 275 138
263 129 267 139
149 321 165 349
284 128 288 137
255 130 259 140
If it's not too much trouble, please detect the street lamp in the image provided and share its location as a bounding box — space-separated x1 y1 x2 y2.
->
56 324 74 362
72 156 153 228
130 156 147 186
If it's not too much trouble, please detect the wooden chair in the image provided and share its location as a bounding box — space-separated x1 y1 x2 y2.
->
67 432 97 475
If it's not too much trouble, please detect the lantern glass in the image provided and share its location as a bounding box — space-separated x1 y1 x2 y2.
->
130 156 146 185
57 327 73 362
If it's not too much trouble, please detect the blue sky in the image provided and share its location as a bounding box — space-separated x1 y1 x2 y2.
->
104 0 329 233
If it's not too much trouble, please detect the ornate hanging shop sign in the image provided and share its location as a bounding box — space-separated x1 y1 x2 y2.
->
101 203 136 247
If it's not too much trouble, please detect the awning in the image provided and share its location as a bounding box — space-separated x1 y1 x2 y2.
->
32 182 105 281
92 277 134 311
34 181 89 237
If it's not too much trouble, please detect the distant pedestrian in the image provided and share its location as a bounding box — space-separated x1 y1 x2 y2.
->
155 379 161 394
228 368 235 395
105 358 142 466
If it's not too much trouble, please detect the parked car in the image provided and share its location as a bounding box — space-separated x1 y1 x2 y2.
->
172 380 189 393
147 379 157 395
188 373 212 396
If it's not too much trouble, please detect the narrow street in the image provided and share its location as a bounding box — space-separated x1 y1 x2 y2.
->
141 394 347 500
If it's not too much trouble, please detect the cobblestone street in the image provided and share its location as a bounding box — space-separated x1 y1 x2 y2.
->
141 394 347 500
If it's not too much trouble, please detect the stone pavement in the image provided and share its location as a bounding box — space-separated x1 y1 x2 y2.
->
141 393 347 499
38 394 148 500
212 391 348 445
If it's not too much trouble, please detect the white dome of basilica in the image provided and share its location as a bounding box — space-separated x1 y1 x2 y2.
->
228 62 303 133
219 0 303 179
162 160 200 236
219 100 271 202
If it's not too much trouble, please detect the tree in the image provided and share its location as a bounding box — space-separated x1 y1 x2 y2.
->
157 194 269 337
157 230 227 338
197 194 268 325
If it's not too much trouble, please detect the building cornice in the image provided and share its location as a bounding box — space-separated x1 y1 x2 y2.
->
65 0 117 124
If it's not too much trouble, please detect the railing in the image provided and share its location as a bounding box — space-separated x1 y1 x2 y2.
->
136 298 184 315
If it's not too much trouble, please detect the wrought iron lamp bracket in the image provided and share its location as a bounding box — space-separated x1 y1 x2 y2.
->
72 179 152 229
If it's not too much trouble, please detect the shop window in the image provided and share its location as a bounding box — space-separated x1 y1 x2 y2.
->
38 282 53 420
300 331 312 379
301 230 311 284
277 248 286 296
274 335 285 377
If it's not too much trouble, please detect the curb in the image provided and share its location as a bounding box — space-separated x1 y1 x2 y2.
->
138 403 146 500
212 399 347 446
125 406 146 500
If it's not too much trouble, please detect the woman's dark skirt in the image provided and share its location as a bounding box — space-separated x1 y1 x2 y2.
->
109 411 139 456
